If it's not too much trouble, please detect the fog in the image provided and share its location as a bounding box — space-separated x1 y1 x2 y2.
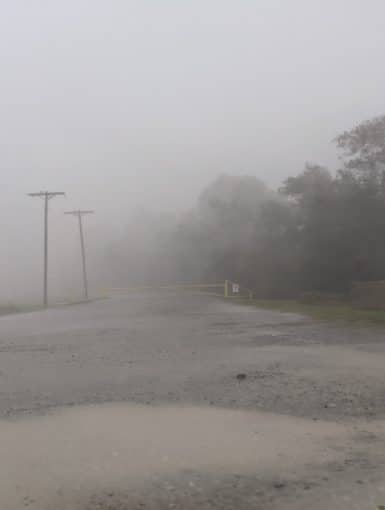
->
1 1 385 302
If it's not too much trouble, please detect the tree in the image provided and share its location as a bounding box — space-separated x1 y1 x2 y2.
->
281 164 345 292
335 115 385 191
103 114 385 298
173 174 278 286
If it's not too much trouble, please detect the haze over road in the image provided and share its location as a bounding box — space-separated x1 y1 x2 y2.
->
1 292 385 509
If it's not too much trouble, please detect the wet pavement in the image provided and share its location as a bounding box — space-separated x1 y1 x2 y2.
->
1 292 385 509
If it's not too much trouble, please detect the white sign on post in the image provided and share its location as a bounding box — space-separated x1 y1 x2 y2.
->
232 283 240 294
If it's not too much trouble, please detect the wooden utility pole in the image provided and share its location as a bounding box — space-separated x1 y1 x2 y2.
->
28 191 65 307
64 210 94 300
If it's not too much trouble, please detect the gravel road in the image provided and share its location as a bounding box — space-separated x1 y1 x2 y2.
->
1 291 385 509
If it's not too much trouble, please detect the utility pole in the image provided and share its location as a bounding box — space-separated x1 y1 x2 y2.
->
28 191 66 307
64 210 94 300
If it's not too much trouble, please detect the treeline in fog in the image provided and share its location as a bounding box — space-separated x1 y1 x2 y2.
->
105 115 385 298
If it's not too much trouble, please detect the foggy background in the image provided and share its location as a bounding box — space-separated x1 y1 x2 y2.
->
1 1 384 302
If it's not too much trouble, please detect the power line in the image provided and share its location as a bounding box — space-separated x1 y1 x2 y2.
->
28 191 66 307
64 210 94 300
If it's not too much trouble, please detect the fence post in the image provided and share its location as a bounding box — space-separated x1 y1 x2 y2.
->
224 280 229 298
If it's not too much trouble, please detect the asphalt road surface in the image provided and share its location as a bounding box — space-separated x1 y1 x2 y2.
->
1 291 385 509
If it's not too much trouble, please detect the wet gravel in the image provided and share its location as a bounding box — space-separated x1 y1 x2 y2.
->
1 291 385 509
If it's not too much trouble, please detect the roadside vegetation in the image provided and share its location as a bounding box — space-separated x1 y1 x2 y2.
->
107 114 385 314
234 297 385 326
0 304 41 317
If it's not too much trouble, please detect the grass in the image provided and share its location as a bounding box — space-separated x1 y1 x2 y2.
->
0 298 101 317
0 303 42 317
231 297 385 326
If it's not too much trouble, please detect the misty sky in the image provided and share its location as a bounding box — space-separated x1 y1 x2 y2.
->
1 0 385 300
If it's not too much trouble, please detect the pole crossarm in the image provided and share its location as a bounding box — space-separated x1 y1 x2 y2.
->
28 192 65 199
64 210 94 216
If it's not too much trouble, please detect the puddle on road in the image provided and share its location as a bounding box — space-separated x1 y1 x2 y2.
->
0 404 349 509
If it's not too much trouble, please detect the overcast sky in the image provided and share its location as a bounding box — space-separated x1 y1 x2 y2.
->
1 0 384 300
